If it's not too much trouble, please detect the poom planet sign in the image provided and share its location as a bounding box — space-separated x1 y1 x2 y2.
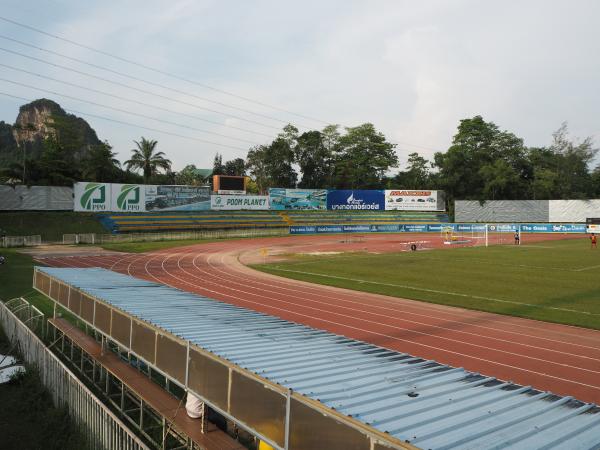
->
211 195 269 210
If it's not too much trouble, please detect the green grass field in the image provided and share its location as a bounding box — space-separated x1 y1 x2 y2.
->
254 238 600 329
0 211 106 241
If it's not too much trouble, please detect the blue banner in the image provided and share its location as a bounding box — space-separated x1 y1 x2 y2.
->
289 226 317 234
405 224 428 232
327 190 385 211
290 223 587 235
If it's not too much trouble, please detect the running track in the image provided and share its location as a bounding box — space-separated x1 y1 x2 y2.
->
36 233 600 404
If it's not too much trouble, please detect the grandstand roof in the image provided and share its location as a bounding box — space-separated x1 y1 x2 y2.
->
38 266 600 450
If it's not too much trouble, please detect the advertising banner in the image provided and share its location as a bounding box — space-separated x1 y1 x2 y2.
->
327 190 385 211
269 188 327 210
145 185 210 211
211 195 269 210
587 224 600 234
111 184 145 212
385 190 443 211
73 182 111 212
404 224 428 232
290 226 317 234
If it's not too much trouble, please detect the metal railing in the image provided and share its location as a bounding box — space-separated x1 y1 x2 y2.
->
1 235 42 247
63 227 288 245
0 300 149 450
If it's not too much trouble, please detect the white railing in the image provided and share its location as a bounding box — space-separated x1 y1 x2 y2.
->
1 235 42 247
0 301 149 450
63 227 288 245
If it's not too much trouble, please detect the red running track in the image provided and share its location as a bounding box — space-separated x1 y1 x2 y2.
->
37 233 600 404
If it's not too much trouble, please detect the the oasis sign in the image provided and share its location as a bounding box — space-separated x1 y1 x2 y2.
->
74 182 144 212
211 195 269 210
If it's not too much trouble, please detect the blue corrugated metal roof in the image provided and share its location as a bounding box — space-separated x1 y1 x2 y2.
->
38 267 600 450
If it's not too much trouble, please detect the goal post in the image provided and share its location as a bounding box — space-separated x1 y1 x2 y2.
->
441 224 487 246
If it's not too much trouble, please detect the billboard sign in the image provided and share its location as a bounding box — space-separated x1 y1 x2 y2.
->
385 190 443 211
111 184 144 212
269 188 327 210
145 185 210 211
74 182 110 212
211 195 269 210
327 190 384 211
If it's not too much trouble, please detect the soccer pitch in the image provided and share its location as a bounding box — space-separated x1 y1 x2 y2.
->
255 238 600 329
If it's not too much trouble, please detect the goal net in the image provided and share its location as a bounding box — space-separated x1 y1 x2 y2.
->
441 225 487 246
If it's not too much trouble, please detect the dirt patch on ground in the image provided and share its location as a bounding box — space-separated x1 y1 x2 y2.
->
17 245 120 258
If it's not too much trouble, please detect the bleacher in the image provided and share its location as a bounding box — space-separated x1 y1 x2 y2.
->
98 210 449 233
283 210 449 226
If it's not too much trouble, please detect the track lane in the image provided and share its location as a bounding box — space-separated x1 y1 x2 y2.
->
38 233 600 403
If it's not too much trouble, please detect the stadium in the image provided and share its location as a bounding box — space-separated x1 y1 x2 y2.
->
2 178 600 450
1 4 600 449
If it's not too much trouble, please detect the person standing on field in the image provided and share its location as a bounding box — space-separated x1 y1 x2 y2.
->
591 233 597 249
514 230 520 245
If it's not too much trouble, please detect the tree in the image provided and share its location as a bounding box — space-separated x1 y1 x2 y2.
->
393 152 431 189
223 158 246 176
295 130 333 188
246 136 297 193
82 141 121 182
175 164 208 185
36 136 78 186
333 123 398 189
434 116 528 204
212 153 225 175
549 123 597 199
246 145 271 193
124 138 171 183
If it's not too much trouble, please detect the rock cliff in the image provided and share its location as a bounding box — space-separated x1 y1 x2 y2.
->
0 98 101 165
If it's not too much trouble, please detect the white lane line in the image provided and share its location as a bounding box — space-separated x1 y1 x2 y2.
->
191 251 600 373
266 266 600 317
145 250 600 392
171 241 600 346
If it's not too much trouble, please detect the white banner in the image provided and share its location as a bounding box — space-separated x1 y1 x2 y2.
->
385 190 442 211
73 182 111 212
211 195 269 210
111 184 145 212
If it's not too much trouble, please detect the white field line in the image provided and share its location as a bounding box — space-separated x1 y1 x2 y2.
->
266 267 600 317
202 252 600 363
145 251 600 391
277 252 581 273
574 264 600 272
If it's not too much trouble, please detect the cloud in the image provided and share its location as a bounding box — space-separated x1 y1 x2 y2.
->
0 0 599 171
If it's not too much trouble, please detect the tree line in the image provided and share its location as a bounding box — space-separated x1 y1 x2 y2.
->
2 113 598 211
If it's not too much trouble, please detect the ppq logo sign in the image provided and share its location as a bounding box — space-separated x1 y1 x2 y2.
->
78 183 108 211
116 185 142 211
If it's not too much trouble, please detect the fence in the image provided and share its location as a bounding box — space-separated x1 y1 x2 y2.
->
1 235 42 247
0 300 149 450
63 227 288 245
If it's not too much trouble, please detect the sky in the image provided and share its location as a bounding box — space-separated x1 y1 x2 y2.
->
0 0 599 172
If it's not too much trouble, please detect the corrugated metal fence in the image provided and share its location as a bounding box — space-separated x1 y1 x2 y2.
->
0 300 149 450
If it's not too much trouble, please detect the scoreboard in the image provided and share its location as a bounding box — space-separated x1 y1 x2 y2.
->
213 175 247 194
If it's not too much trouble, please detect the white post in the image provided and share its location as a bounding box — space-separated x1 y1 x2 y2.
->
485 224 489 247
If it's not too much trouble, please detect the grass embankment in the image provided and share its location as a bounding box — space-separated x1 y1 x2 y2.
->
101 238 223 253
0 211 106 241
254 238 600 329
0 326 86 449
0 249 54 316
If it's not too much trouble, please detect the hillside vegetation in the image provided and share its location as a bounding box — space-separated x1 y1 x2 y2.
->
0 211 106 241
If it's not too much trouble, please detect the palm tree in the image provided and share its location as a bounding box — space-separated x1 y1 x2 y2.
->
125 138 171 183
